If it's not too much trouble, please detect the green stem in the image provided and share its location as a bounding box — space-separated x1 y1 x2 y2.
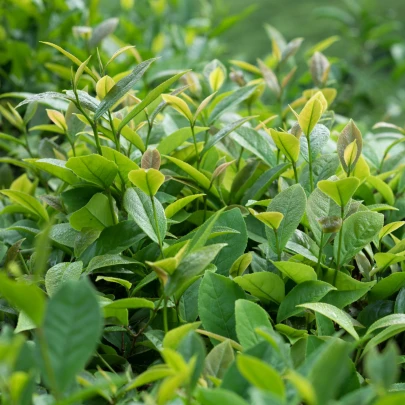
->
108 110 120 151
316 232 324 277
23 131 33 158
236 147 244 170
107 189 117 225
37 328 61 401
354 347 362 366
333 205 345 286
145 113 153 148
91 121 102 155
18 251 30 275
203 194 208 222
306 134 314 192
292 162 299 184
96 351 118 375
163 296 169 334
191 124 201 170
274 229 281 261
151 196 165 258
237 102 252 169
70 139 76 157
74 93 102 155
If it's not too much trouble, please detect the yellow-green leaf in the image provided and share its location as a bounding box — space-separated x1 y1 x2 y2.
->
237 355 285 398
128 168 165 196
165 194 205 218
379 221 405 240
162 94 193 122
0 190 49 222
249 209 284 230
273 261 317 283
0 273 46 326
270 129 300 162
298 93 324 136
209 66 226 92
318 177 360 207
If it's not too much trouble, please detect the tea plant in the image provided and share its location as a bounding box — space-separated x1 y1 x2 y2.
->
2 26 405 405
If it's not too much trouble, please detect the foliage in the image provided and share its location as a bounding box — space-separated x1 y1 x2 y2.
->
2 2 405 405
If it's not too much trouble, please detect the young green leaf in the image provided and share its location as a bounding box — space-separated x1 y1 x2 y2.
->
298 93 324 136
337 120 363 173
162 94 193 122
249 210 284 230
198 272 245 343
317 177 360 207
237 355 285 398
69 193 116 231
234 272 285 304
273 261 317 284
66 155 118 188
277 280 336 323
0 190 49 222
123 187 167 244
270 129 300 162
265 184 307 254
128 168 165 196
235 299 273 350
0 273 46 326
118 70 189 132
297 302 360 340
39 279 102 393
94 58 156 120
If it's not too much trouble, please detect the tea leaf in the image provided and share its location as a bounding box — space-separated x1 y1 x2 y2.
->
66 155 118 188
198 272 245 343
277 280 336 323
235 299 273 349
0 190 49 222
318 177 360 207
297 302 359 340
128 168 165 196
273 261 317 284
95 58 156 120
40 279 102 392
69 193 116 231
123 187 166 244
234 272 285 304
0 273 46 326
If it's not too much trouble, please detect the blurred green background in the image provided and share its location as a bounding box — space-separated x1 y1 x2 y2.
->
2 0 405 126
224 0 405 58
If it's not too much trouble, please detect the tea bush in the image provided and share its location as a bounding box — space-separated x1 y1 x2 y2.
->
2 6 405 405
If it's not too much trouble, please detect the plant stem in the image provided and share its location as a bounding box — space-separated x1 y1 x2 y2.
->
108 110 120 151
316 232 324 277
203 194 208 222
292 162 299 184
333 205 345 286
70 140 76 157
163 296 169 333
18 251 30 275
151 195 165 258
107 188 117 225
145 112 153 148
91 121 102 155
73 92 102 155
23 131 33 158
191 124 201 170
37 328 61 401
236 147 244 170
274 229 281 261
306 134 314 192
96 351 118 375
